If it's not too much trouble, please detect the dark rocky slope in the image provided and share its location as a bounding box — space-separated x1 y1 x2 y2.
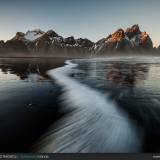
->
0 25 158 57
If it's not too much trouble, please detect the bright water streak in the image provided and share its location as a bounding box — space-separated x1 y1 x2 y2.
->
34 60 142 153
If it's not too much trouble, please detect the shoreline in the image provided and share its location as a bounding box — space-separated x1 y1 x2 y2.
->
0 53 160 59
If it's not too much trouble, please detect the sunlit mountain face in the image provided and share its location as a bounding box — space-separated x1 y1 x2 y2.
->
0 24 159 57
1 0 160 46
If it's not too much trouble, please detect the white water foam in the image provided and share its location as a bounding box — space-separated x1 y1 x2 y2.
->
34 60 142 153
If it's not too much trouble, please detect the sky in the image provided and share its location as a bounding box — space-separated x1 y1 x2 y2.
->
0 0 160 47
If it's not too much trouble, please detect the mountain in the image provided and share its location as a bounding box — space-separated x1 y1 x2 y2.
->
0 24 157 57
94 25 153 54
1 29 94 57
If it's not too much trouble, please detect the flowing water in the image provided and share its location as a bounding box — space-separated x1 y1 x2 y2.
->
0 57 160 153
34 57 160 153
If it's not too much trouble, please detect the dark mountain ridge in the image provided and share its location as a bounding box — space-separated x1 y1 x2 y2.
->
0 24 159 57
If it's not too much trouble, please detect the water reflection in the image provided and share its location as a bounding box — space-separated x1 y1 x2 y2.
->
67 59 160 152
1 57 160 153
0 58 65 152
0 58 65 81
106 63 149 86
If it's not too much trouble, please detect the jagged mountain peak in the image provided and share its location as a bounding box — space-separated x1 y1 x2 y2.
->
46 30 59 37
64 36 76 45
12 32 25 41
94 24 153 54
25 29 45 41
125 24 141 39
106 29 125 42
12 29 60 42
1 24 157 56
26 29 44 34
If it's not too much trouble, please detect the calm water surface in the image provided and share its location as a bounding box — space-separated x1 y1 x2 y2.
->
0 58 65 152
70 57 160 153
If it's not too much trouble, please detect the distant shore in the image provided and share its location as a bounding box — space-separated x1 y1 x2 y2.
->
0 51 160 59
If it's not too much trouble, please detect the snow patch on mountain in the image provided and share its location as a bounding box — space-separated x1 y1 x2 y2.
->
25 29 44 41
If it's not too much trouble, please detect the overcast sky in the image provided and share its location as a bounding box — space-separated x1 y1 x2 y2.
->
0 0 160 46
